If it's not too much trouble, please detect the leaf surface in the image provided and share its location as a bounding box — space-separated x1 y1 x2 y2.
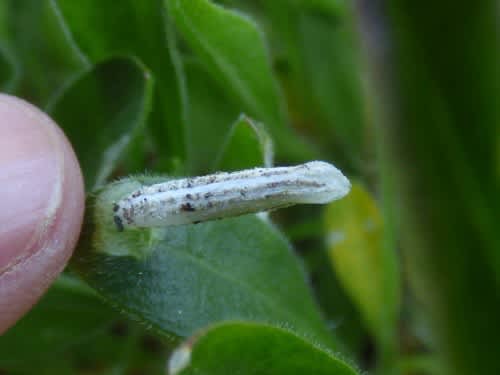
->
49 57 153 191
0 276 115 372
74 177 337 348
324 183 400 349
54 0 187 163
214 115 273 171
0 0 88 105
166 0 312 160
169 322 359 375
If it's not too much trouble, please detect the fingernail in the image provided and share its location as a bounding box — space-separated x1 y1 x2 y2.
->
0 95 64 272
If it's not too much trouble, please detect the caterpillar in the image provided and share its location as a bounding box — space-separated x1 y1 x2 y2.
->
112 161 350 231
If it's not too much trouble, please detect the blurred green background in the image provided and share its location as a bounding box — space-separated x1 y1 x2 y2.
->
0 1 498 374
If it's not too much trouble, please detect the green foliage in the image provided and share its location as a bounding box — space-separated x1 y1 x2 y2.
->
169 322 359 375
76 176 337 348
53 0 187 163
48 57 154 191
1 0 497 374
0 45 18 91
0 275 114 371
325 183 400 363
214 115 274 171
261 0 364 170
361 0 500 374
0 275 170 374
183 60 240 173
166 0 313 161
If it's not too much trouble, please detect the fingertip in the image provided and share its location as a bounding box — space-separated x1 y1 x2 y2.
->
0 94 85 334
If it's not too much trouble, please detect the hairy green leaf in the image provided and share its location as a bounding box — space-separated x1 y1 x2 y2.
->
73 176 337 348
169 322 359 375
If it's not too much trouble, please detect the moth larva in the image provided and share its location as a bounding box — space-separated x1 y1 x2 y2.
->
113 161 350 231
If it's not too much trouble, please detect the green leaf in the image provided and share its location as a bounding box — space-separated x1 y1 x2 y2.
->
48 57 154 191
0 275 171 374
1 0 88 105
397 355 445 375
297 13 365 163
0 275 115 372
305 247 366 359
165 0 282 126
0 3 17 92
263 2 364 171
324 183 400 351
184 64 272 174
53 0 187 164
0 1 8 39
0 44 18 91
166 0 313 160
213 114 274 171
183 61 240 174
73 176 337 349
168 322 359 375
297 0 345 15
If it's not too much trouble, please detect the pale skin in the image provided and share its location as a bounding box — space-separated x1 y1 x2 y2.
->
0 94 85 334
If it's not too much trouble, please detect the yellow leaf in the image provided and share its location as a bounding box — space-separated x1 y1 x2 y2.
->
324 183 398 344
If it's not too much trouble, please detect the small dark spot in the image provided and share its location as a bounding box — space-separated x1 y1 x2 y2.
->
186 193 193 199
266 182 279 188
181 202 196 212
127 207 135 224
140 334 164 355
131 190 142 198
240 190 246 196
207 201 214 208
186 179 193 188
110 321 129 337
113 203 119 212
193 220 201 224
204 192 213 199
114 215 124 231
